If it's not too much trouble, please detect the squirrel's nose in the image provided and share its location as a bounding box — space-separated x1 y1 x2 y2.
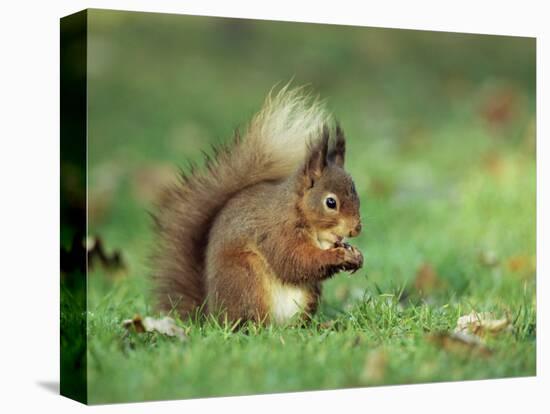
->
349 222 362 237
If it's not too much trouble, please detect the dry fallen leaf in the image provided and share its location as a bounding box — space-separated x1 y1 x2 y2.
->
455 312 511 336
428 332 492 357
506 254 536 275
430 311 511 357
123 315 187 341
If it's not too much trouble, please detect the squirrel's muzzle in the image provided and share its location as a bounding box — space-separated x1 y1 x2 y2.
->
349 222 362 238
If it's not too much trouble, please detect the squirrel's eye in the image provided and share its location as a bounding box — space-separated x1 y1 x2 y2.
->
325 197 337 210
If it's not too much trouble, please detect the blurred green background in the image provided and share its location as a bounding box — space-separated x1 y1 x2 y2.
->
84 9 535 403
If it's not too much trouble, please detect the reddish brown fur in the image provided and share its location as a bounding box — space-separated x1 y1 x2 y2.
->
151 88 362 324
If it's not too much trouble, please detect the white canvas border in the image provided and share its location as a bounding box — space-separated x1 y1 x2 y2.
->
0 1 546 413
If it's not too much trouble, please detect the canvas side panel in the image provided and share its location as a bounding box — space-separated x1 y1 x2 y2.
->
60 9 88 405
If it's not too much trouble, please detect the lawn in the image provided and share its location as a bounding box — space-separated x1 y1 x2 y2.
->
76 9 536 403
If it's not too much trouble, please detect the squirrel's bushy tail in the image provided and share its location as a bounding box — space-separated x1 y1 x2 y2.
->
152 86 328 318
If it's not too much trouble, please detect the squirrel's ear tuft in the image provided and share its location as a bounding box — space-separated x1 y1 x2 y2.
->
303 125 330 187
328 122 346 167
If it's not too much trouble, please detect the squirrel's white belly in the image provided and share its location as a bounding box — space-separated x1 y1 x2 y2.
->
269 280 308 324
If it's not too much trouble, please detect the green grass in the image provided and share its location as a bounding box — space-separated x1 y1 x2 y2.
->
87 293 535 403
79 9 536 404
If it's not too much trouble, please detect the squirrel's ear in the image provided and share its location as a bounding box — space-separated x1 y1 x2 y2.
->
303 125 330 187
328 122 346 167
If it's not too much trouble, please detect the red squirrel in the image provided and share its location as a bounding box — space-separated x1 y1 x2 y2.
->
152 86 363 325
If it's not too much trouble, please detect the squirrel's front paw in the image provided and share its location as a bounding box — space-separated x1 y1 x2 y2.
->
333 243 363 273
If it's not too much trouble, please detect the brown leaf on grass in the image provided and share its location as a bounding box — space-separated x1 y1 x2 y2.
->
506 254 536 275
428 332 492 357
454 312 511 336
430 311 511 357
360 348 388 383
414 263 443 296
123 315 187 341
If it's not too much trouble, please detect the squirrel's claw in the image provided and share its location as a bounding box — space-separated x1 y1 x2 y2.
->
333 243 363 275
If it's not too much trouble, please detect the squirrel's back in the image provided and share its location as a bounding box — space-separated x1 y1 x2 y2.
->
151 86 328 318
